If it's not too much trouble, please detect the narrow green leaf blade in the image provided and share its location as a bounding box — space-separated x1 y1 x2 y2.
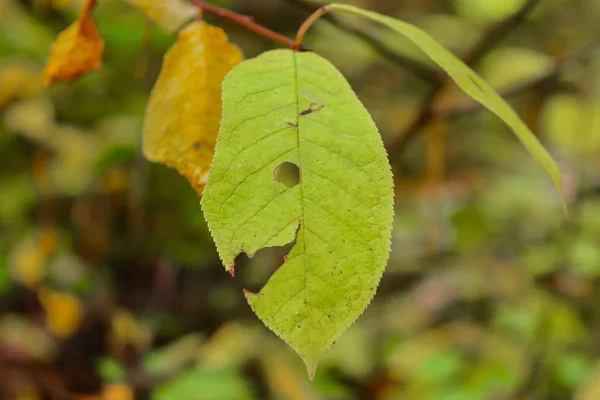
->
329 3 566 213
202 49 394 377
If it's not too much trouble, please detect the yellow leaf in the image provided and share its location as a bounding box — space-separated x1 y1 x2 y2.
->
544 95 600 158
38 288 83 338
199 323 259 369
143 21 243 195
4 96 56 143
577 364 600 400
109 308 152 351
102 384 134 400
53 0 71 8
0 314 57 361
9 229 57 289
49 124 101 195
10 245 45 288
260 341 317 400
0 60 43 109
124 0 197 33
42 0 104 86
12 388 41 400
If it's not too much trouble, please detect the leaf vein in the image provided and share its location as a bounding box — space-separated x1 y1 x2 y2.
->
304 196 368 246
230 102 296 134
235 82 296 103
303 167 369 208
212 126 292 186
230 192 297 245
300 136 369 172
218 148 297 213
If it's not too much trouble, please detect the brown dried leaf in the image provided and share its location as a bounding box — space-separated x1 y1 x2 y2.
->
42 0 104 86
143 21 243 195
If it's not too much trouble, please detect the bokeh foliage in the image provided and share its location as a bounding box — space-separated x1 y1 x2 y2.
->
1 0 599 398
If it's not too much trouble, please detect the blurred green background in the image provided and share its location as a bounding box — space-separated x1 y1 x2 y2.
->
1 0 600 399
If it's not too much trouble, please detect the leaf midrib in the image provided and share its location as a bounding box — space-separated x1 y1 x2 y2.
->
291 51 315 362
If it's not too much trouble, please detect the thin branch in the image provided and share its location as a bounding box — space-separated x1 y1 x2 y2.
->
463 0 540 67
385 0 542 160
190 0 308 51
295 3 330 46
287 0 440 82
385 85 442 159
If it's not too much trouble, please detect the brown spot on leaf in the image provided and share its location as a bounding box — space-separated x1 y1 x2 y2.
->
300 103 325 116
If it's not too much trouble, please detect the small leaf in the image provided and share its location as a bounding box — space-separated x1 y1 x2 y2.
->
109 308 153 352
97 357 128 382
124 0 196 33
153 366 254 400
577 363 600 400
453 0 529 23
480 47 553 90
143 21 243 195
9 229 57 289
144 333 204 376
202 49 394 377
53 0 71 9
0 315 56 361
544 95 600 158
102 384 134 400
38 288 83 338
327 3 566 213
0 59 43 108
42 0 104 86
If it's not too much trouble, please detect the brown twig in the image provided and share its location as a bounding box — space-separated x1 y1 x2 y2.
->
190 0 309 51
463 0 540 67
385 0 542 161
295 4 331 46
287 0 439 82
385 81 443 160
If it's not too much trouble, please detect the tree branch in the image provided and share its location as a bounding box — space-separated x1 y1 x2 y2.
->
286 0 440 82
190 0 309 51
463 0 540 67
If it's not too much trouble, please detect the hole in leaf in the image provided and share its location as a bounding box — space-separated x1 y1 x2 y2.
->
232 240 296 295
274 162 300 188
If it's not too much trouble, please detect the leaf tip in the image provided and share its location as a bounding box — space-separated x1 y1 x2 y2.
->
550 172 569 217
302 356 319 381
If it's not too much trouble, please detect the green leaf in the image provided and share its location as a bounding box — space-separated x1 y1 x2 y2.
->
554 353 595 390
94 144 137 174
96 357 127 382
153 366 254 400
0 256 11 294
202 49 394 377
326 3 566 213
